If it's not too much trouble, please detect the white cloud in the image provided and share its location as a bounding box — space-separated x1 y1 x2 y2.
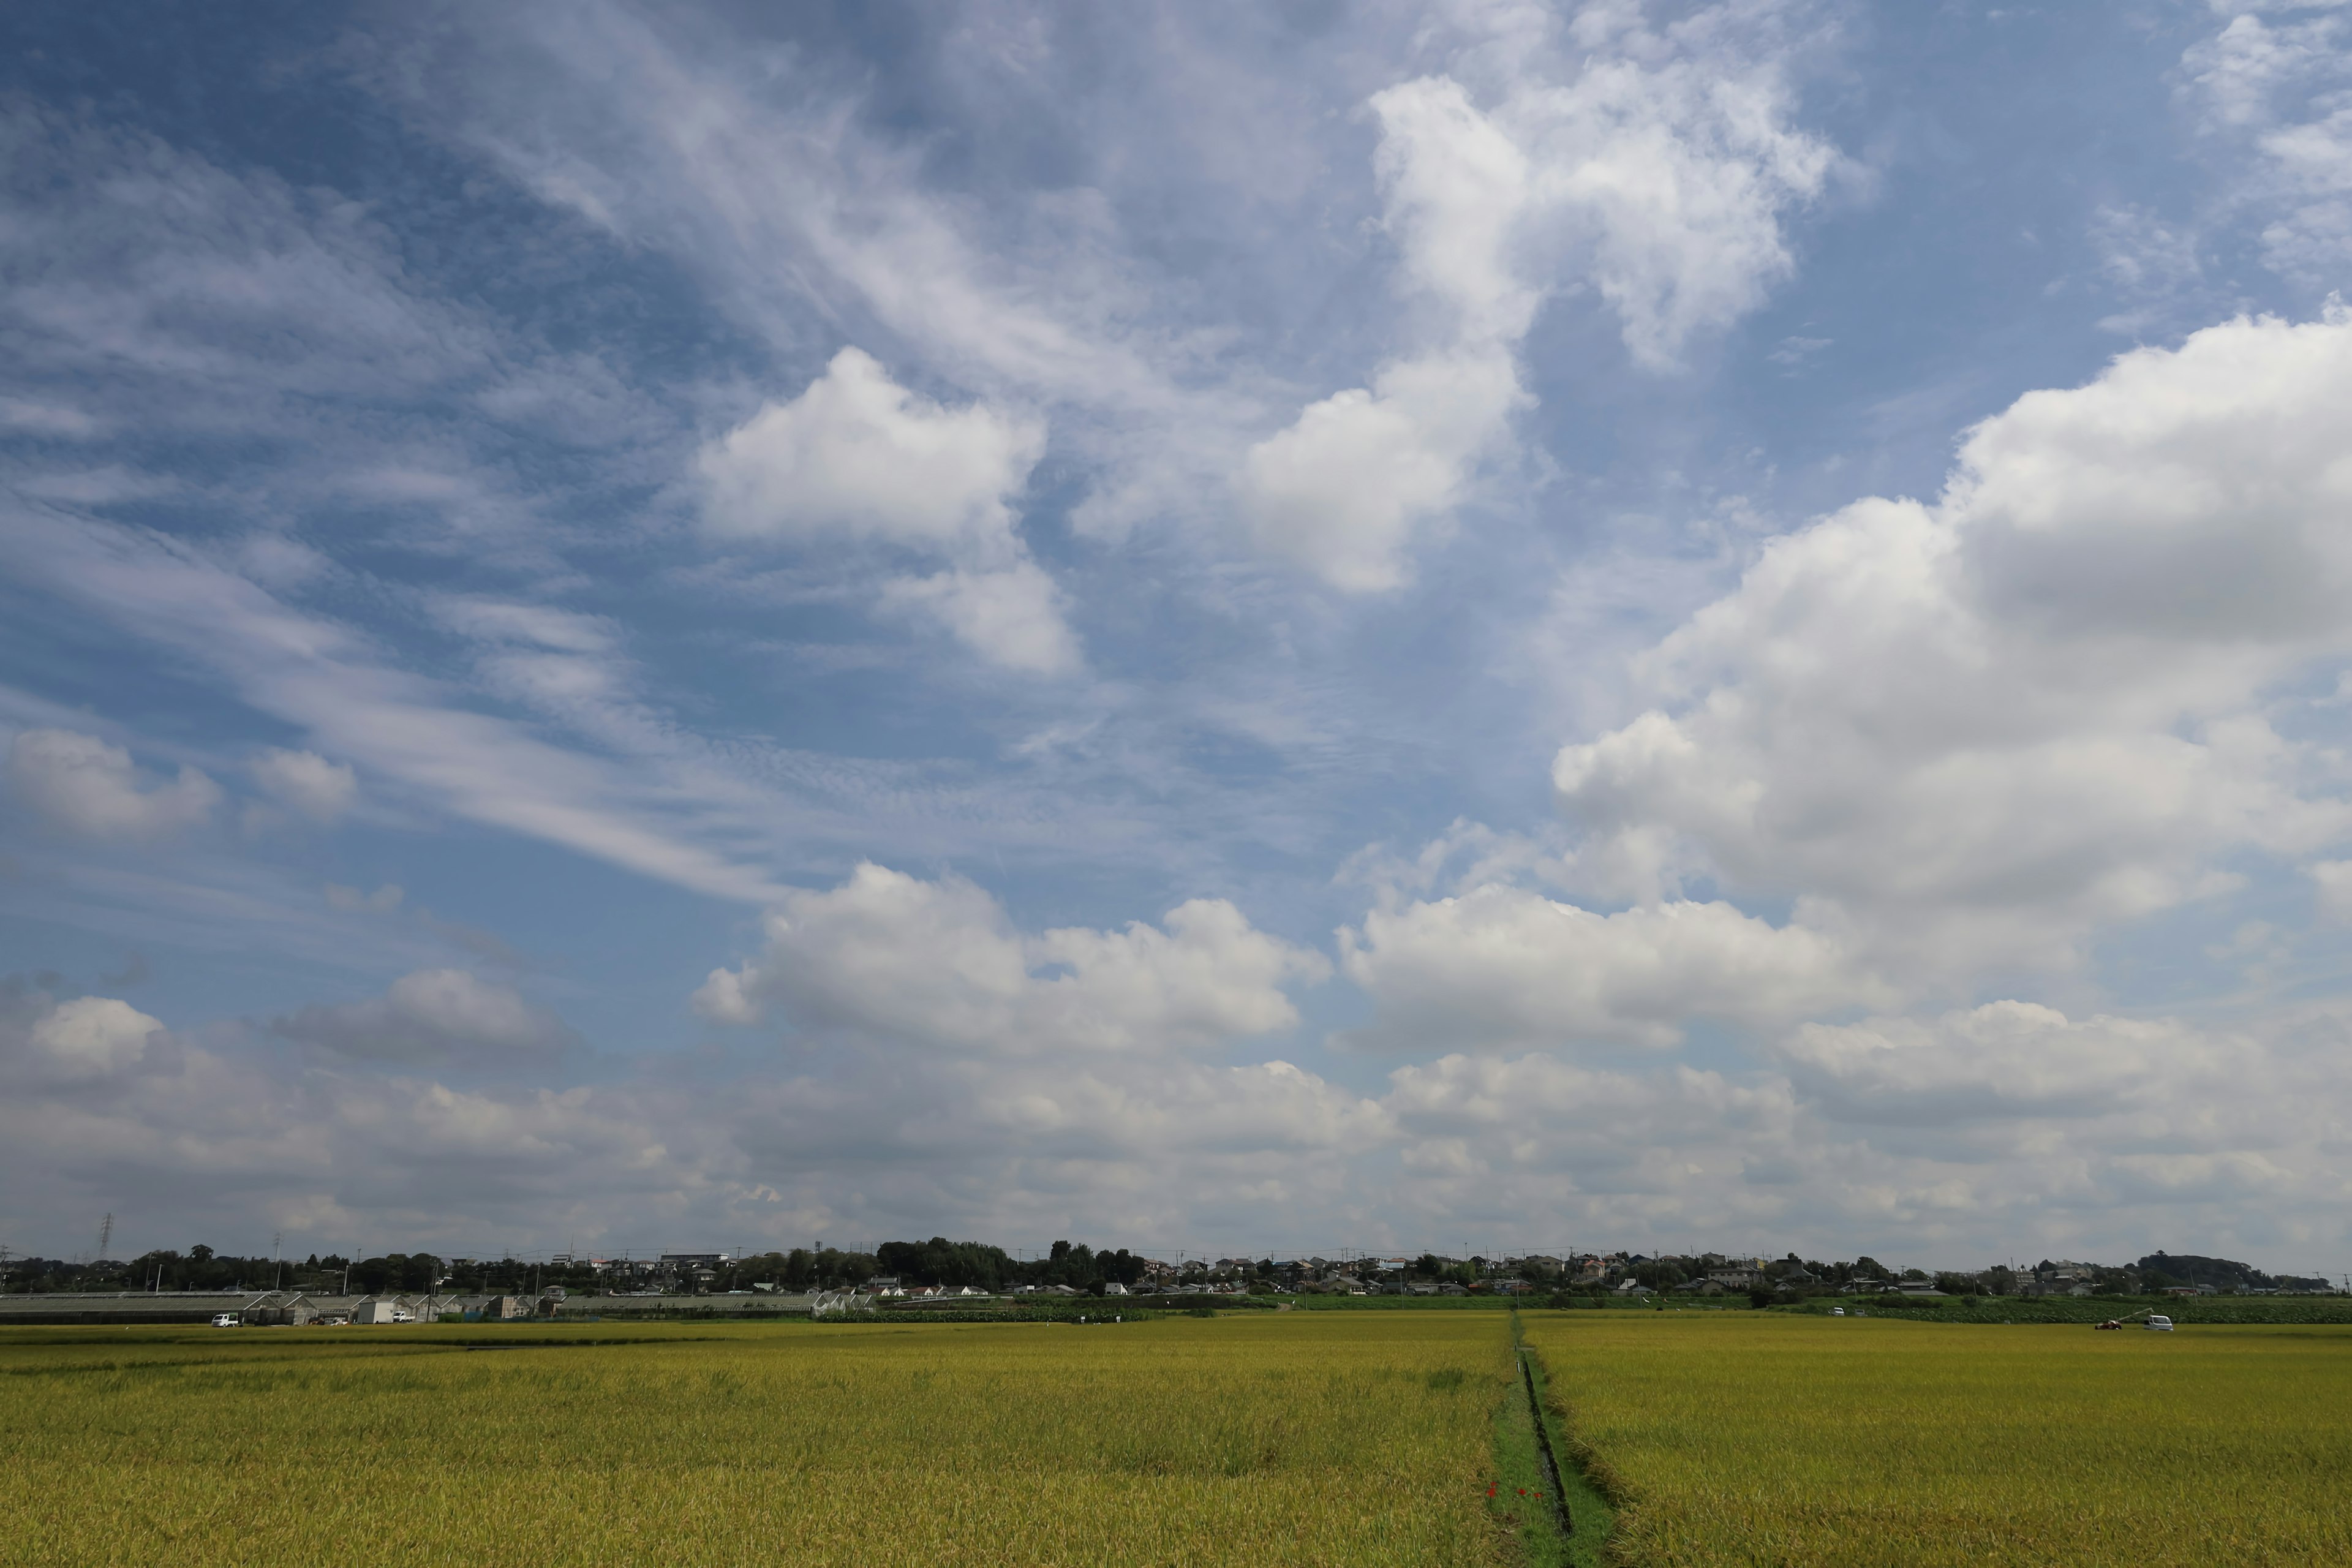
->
0 396 104 437
1238 76 1535 592
877 561 1082 676
2089 203 2204 322
2181 9 2352 279
1241 6 1839 589
1512 2 1842 369
0 1008 722 1249
698 349 1076 672
1371 74 1543 345
1240 349 1525 594
699 347 1045 551
248 747 357 823
1550 310 2352 982
6 728 220 841
21 996 165 1081
2309 859 2352 919
2184 10 2342 133
1 959 2343 1265
430 596 616 654
1774 1002 2236 1127
694 861 1327 1054
1365 989 2348 1261
0 959 1400 1254
1338 883 1888 1052
0 506 793 904
274 969 571 1061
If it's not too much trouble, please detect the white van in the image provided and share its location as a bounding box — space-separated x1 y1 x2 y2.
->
1830 1306 1845 1316
210 1313 239 1328
2146 1315 2174 1332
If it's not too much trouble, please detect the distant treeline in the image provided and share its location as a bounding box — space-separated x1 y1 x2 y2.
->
0 1237 1152 1296
872 1237 1150 1292
2136 1253 2331 1294
6 1240 2330 1298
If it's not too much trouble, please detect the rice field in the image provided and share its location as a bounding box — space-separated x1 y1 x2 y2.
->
1520 1309 2352 1567
0 1313 1516 1567
14 1307 2351 1566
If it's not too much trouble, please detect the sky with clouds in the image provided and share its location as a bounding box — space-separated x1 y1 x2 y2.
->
5 0 2352 1275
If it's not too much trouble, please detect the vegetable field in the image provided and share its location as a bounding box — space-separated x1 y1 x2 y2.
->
0 1314 1512 1567
1521 1310 2352 1567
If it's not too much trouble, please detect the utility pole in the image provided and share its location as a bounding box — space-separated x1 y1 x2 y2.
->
272 1231 282 1292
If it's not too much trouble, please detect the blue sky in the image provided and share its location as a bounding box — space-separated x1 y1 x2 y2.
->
5 0 2352 1275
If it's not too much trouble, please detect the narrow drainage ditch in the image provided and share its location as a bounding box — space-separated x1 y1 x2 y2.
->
1497 1312 1617 1567
1518 1346 1575 1541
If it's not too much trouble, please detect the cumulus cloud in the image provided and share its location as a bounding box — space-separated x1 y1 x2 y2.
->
6 728 220 840
1242 346 1526 593
1242 4 1839 589
1518 0 1844 368
694 862 1327 1054
273 969 572 1062
1551 310 2352 982
1385 1050 1793 1163
2311 859 2352 919
12 995 165 1082
1774 1002 2238 1127
1366 989 2342 1257
696 347 1074 672
0 962 1399 1256
699 347 1045 549
1 954 2340 1263
876 562 1081 676
1239 76 1536 591
1338 883 1889 1052
248 747 356 823
0 1016 723 1250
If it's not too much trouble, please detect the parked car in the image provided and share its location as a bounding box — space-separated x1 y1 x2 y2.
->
2146 1315 2174 1332
1830 1306 1845 1316
210 1313 239 1328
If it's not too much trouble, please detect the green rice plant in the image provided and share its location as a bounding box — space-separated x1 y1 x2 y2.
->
1521 1310 2352 1567
0 1313 1520 1566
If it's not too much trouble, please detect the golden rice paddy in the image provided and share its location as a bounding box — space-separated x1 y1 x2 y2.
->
1520 1308 2352 1567
0 1313 1513 1567
10 1306 2351 1566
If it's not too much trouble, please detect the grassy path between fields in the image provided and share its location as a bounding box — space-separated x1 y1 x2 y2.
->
1492 1313 1616 1567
